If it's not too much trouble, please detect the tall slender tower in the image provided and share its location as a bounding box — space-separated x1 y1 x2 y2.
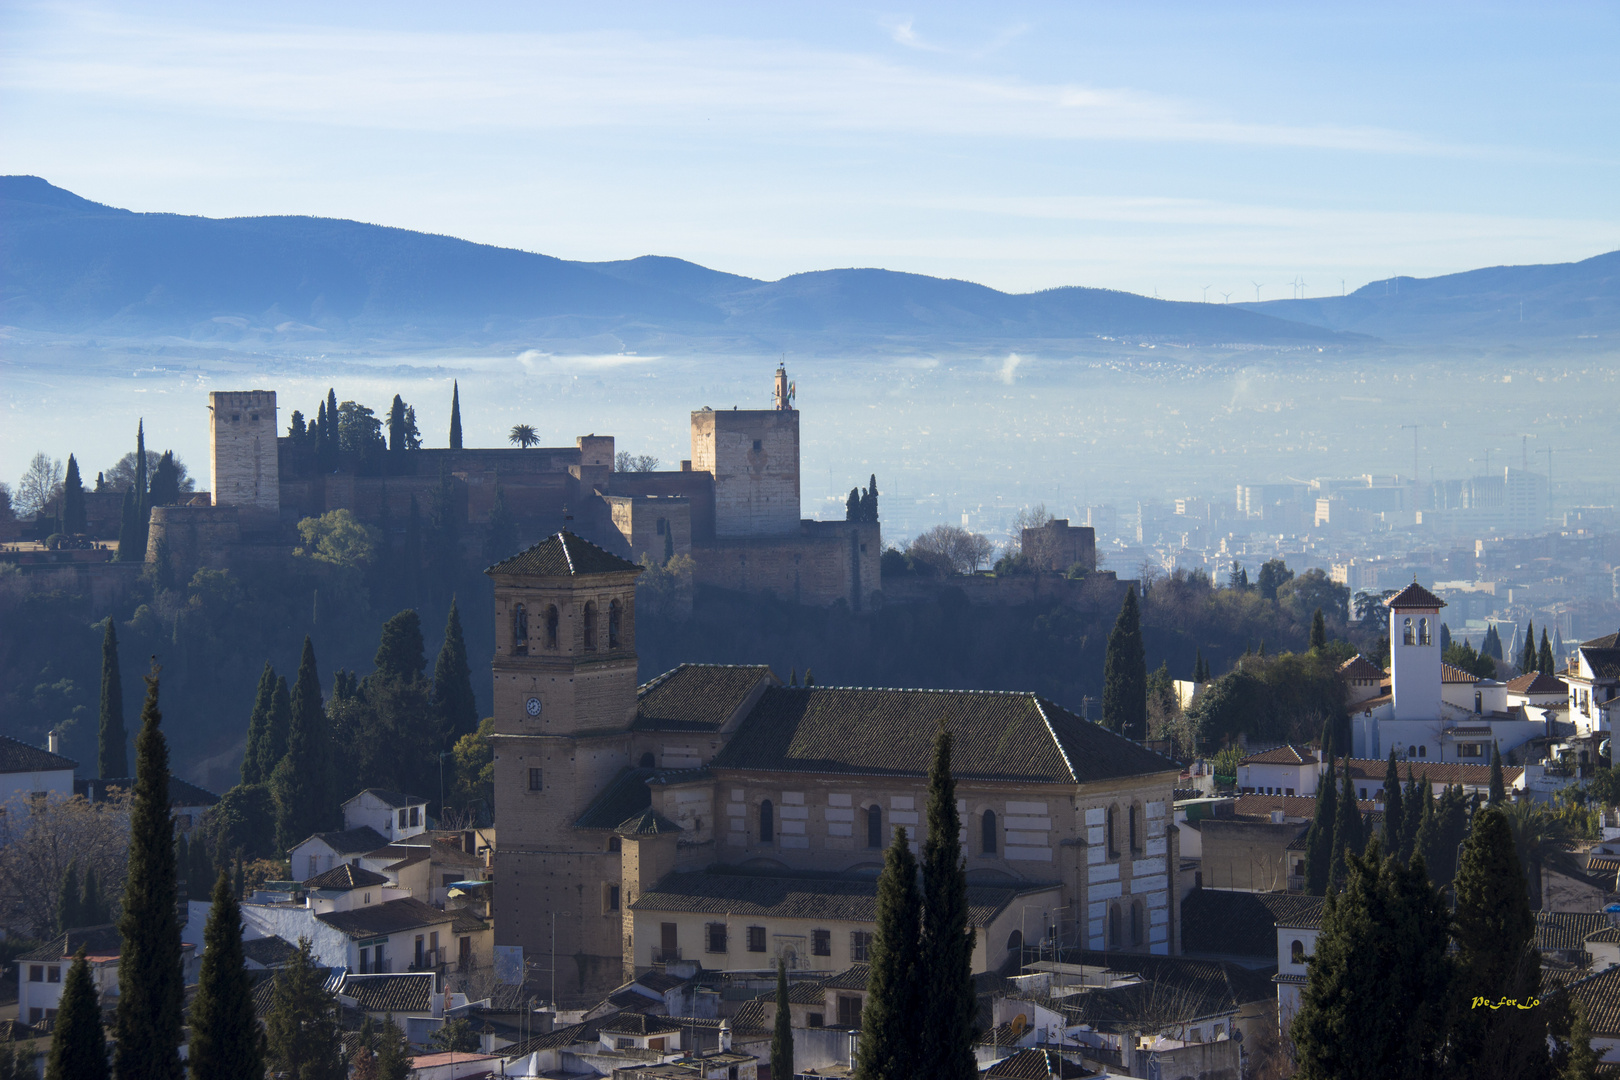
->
486 530 644 997
1388 580 1445 720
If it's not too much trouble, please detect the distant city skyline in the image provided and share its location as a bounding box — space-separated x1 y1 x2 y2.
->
2 1 1617 299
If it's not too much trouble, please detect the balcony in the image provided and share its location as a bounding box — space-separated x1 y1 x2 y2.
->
652 947 682 964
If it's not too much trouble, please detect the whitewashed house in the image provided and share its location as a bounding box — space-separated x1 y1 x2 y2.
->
0 734 76 813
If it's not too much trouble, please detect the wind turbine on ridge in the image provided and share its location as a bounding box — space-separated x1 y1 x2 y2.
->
1252 282 1265 302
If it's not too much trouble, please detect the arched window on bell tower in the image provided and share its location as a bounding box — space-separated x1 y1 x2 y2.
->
1403 617 1415 646
512 604 529 656
608 600 623 649
545 605 559 650
583 601 597 651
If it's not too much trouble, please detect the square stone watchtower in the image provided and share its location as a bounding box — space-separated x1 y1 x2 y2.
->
690 366 801 538
208 391 279 516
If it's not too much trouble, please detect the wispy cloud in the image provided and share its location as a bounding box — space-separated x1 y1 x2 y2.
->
0 9 1449 154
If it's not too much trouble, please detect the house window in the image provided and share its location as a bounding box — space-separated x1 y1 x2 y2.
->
813 929 831 956
529 768 544 791
359 947 370 974
982 810 997 855
608 600 622 649
760 800 774 844
607 885 621 912
414 935 425 968
1460 744 1483 758
1359 788 1367 800
752 439 763 451
28 966 43 983
1475 691 1483 714
809 1012 824 1028
837 995 862 1027
364 892 372 904
1286 788 1295 796
747 926 767 952
545 606 559 650
28 1009 42 1025
399 809 409 828
410 807 420 827
1007 929 1022 955
608 836 622 853
850 931 872 962
513 604 529 655
308 856 320 879
867 805 882 849
707 923 728 953
640 752 655 769
1403 617 1414 646
1291 940 1305 963
583 602 597 651
459 937 472 968
1419 745 1427 758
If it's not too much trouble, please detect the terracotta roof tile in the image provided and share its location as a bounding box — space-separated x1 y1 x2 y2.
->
1442 663 1480 684
1506 673 1568 695
1563 965 1620 1035
1338 655 1386 681
1343 758 1522 788
985 1049 1095 1078
634 665 775 732
1386 581 1447 609
1238 744 1317 767
315 896 451 940
299 825 390 856
712 686 1174 784
340 972 436 1014
485 529 642 577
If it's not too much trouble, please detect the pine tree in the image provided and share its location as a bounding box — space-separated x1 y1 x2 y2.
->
114 666 184 1080
58 859 82 933
918 724 976 1080
1310 607 1327 649
1490 742 1506 806
62 455 87 534
771 959 794 1080
1451 806 1546 1078
241 662 276 786
856 827 922 1080
448 381 464 450
432 599 479 743
1304 758 1337 896
264 939 346 1080
373 1018 410 1080
1520 619 1538 675
46 949 108 1080
1102 587 1147 738
189 870 265 1080
1539 630 1556 677
1328 760 1365 892
804 669 815 687
272 638 334 852
1380 750 1403 854
97 619 127 779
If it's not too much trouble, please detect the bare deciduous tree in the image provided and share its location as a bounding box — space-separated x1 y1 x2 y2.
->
16 452 62 518
0 791 132 936
1009 503 1057 568
614 452 661 473
908 525 993 575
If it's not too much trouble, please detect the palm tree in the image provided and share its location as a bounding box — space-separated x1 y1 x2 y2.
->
508 424 538 449
1500 798 1582 910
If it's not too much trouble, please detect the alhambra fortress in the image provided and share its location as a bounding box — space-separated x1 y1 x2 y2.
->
161 366 880 608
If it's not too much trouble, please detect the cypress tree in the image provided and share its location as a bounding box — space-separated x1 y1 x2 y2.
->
373 610 426 686
98 619 127 779
770 959 794 1080
1328 759 1365 892
1519 619 1538 675
1562 1001 1598 1080
114 666 184 1080
62 454 86 534
448 381 464 450
845 488 860 521
82 865 109 925
58 859 82 933
1192 648 1205 682
1490 743 1506 806
388 395 406 454
241 662 276 786
259 676 292 783
46 949 108 1080
918 724 976 1080
372 1017 410 1080
134 421 151 555
1304 758 1337 896
264 939 346 1080
1482 623 1503 661
115 485 139 561
1539 630 1556 676
1310 607 1327 649
855 827 922 1080
1380 750 1403 855
189 869 265 1080
1441 622 1452 652
272 638 334 852
1102 587 1147 738
1400 769 1425 862
326 389 339 458
1451 806 1546 1078
432 599 479 743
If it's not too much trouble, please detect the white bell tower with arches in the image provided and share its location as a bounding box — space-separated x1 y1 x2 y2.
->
1388 580 1445 721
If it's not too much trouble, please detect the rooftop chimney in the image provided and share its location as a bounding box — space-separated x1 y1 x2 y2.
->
47 730 59 754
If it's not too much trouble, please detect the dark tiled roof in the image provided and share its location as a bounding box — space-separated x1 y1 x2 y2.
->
304 864 390 890
985 1048 1095 1079
1386 581 1446 609
1343 758 1522 787
96 774 220 806
0 1019 39 1043
1507 673 1568 695
1579 644 1620 679
298 826 390 856
1586 926 1620 944
629 870 1039 925
1232 794 1377 819
316 896 452 939
599 1013 684 1036
1052 952 1272 1027
0 734 76 774
1339 655 1385 681
616 807 682 837
1536 912 1611 954
824 964 869 990
499 1021 598 1055
575 768 654 830
1563 965 1620 1035
485 530 642 577
1586 633 1620 650
712 686 1174 784
634 665 775 732
1181 891 1325 957
241 936 299 967
451 910 489 934
1239 744 1317 766
347 788 424 809
729 1000 770 1032
19 924 121 962
632 971 688 994
340 972 436 1014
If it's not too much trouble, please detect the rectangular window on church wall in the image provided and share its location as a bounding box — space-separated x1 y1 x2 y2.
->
529 768 543 791
747 926 767 952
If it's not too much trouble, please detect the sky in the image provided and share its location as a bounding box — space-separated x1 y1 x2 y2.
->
3 2 1619 300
